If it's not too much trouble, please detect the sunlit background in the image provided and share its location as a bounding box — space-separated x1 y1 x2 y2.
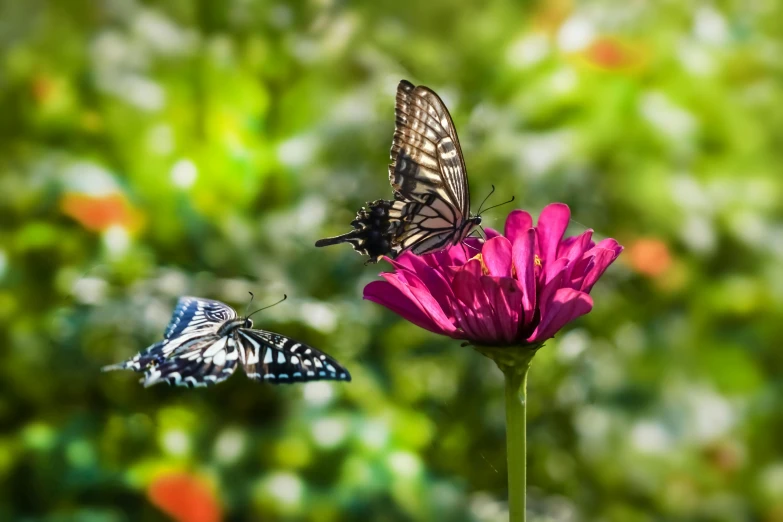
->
2 0 783 520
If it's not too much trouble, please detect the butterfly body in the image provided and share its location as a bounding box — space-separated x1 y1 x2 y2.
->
316 79 480 262
103 297 351 388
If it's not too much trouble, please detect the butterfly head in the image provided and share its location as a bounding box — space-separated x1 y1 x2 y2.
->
471 215 482 226
243 318 254 329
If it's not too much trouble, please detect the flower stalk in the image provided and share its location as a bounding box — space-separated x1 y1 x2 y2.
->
476 345 539 522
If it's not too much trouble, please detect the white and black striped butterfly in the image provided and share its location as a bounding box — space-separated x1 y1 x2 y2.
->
102 296 351 388
316 79 484 262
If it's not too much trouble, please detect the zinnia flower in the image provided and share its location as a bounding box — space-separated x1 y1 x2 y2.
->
363 203 622 348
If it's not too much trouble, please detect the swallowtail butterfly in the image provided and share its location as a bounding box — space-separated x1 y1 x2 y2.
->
102 296 351 387
316 79 482 262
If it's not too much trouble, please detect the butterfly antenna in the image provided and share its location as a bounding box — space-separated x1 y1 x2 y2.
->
479 195 515 216
246 294 288 319
244 292 255 317
476 185 496 215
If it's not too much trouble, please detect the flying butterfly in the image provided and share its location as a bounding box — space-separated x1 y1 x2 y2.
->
316 79 509 262
102 296 351 388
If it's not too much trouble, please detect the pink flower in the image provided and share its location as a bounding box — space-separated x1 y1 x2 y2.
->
364 204 623 347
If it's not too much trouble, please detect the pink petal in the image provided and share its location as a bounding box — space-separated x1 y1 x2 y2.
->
453 269 497 342
378 273 457 335
559 230 594 283
511 228 536 325
482 236 513 277
363 281 443 335
596 238 623 255
504 210 533 246
579 246 623 293
482 276 525 343
528 288 593 343
462 258 483 278
484 227 501 240
543 258 569 287
389 256 456 317
536 203 571 264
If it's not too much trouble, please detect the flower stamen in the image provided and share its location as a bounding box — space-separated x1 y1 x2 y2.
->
471 253 490 275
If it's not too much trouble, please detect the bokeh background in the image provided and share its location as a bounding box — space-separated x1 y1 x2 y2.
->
2 0 783 520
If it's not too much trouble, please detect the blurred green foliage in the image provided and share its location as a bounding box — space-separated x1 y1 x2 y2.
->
2 0 783 521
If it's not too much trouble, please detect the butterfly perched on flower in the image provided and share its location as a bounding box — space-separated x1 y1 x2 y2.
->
316 79 484 262
102 296 351 388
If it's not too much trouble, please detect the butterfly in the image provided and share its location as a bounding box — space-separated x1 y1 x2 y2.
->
316 79 483 262
102 296 351 388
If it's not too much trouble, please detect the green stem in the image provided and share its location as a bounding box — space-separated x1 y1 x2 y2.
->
473 344 538 522
502 360 531 522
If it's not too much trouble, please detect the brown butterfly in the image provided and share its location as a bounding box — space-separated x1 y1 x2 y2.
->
316 80 483 262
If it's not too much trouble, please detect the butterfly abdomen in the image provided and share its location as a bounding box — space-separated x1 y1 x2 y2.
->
315 200 397 262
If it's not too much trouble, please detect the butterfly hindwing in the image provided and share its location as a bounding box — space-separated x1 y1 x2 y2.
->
236 329 351 384
142 334 240 388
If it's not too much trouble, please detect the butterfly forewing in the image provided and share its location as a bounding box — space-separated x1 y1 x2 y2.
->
236 329 351 383
163 297 236 339
390 80 470 215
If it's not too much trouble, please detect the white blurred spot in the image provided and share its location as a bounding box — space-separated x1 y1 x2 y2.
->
302 381 334 406
214 428 246 464
556 329 589 362
639 91 696 142
103 225 130 256
506 32 550 69
557 17 595 52
681 214 716 254
161 429 190 456
729 211 767 248
170 159 198 189
574 406 611 440
0 249 7 280
147 124 174 155
119 75 165 111
359 419 389 450
687 388 734 442
694 7 728 45
62 162 119 196
264 472 303 505
133 9 196 56
549 67 578 94
387 451 422 478
670 174 711 214
677 41 716 76
300 302 337 332
631 421 672 454
518 131 572 177
277 135 317 168
72 276 108 305
759 464 783 500
311 417 348 449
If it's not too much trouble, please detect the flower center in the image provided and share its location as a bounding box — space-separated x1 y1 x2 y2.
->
534 255 542 267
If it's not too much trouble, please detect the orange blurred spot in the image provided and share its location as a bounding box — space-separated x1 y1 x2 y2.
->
60 193 142 232
581 37 647 72
627 238 672 277
147 472 222 522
